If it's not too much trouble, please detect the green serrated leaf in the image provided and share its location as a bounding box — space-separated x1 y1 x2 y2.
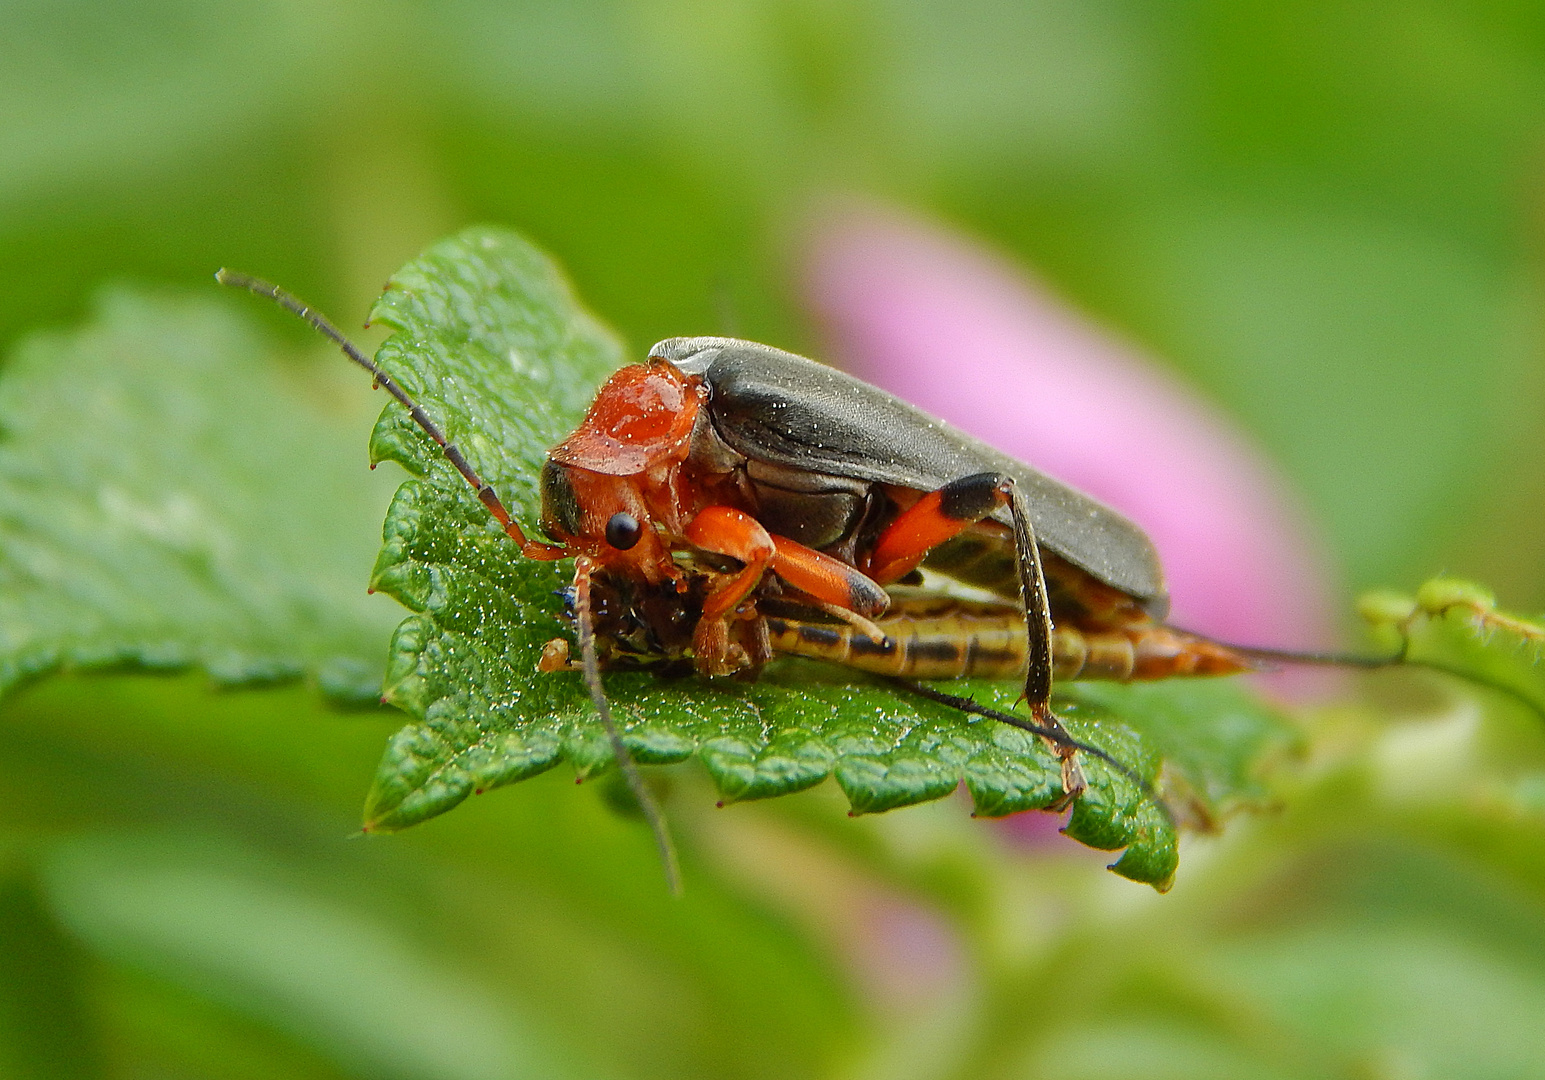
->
0 290 400 705
357 226 1295 888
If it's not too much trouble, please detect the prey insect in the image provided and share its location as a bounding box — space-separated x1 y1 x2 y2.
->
548 576 1235 810
215 273 1359 890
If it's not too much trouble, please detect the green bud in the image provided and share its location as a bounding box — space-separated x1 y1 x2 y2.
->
1356 589 1418 626
1415 577 1495 615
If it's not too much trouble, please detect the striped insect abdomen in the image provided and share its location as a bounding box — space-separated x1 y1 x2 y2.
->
764 595 1252 682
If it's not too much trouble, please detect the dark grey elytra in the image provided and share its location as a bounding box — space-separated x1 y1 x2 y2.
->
652 336 1169 618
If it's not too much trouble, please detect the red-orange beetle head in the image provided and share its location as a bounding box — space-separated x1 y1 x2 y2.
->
548 361 703 476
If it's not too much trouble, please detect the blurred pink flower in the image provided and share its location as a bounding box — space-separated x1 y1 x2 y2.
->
801 205 1336 656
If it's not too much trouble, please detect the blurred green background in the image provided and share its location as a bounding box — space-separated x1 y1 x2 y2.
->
3 1 1545 1078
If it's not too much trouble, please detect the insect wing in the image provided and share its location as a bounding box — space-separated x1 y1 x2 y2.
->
654 337 1167 614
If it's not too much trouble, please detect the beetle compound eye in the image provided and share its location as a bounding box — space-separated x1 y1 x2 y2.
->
605 512 642 550
540 459 582 538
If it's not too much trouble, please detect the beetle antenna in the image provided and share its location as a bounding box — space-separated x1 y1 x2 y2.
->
1213 635 1545 724
1202 639 1408 670
575 557 683 895
892 679 1174 826
214 270 555 556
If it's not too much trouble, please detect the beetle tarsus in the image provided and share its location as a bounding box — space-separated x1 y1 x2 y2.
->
1048 748 1088 811
1030 701 1088 808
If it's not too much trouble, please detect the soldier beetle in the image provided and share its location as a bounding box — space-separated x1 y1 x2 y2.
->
218 274 1422 893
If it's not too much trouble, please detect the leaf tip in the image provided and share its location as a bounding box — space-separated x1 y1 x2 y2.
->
1116 862 1176 893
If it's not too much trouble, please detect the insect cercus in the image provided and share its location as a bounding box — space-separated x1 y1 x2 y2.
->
217 270 1315 889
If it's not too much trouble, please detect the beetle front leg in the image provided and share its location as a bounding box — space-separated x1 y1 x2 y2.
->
686 506 890 676
683 507 777 675
1004 484 1087 805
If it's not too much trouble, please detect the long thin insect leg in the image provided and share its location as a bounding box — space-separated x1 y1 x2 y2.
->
575 556 683 895
1004 483 1087 801
214 269 563 558
892 678 1173 827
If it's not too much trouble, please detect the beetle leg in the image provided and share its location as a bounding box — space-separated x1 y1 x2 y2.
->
684 507 777 675
1004 485 1087 804
686 507 890 674
866 472 1014 585
768 538 890 619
